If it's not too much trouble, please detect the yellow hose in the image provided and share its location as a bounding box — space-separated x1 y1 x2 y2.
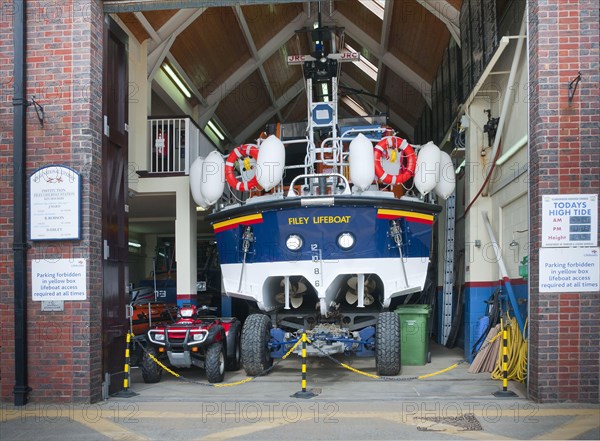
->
491 315 528 383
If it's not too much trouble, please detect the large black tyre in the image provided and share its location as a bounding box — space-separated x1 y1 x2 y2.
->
375 312 401 376
141 346 163 383
226 321 242 371
205 342 225 383
241 314 273 376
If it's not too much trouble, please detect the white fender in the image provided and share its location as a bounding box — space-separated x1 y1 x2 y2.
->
349 133 375 191
200 150 225 205
189 156 209 209
434 151 456 200
256 135 285 191
414 141 441 195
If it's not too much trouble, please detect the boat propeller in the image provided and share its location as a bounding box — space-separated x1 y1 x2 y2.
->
345 276 376 306
275 278 308 308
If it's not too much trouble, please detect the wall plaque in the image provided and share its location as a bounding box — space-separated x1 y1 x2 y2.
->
30 165 81 240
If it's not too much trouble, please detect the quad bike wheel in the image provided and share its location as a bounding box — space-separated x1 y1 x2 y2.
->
205 342 225 383
226 321 242 371
141 346 163 383
241 314 273 376
375 312 401 376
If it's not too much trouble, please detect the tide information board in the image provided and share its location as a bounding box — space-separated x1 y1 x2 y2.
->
541 194 597 247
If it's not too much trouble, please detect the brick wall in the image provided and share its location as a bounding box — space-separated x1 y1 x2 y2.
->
0 0 104 403
528 0 600 403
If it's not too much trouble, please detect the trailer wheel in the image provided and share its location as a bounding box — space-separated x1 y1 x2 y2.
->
205 342 225 383
226 321 242 371
241 314 273 376
375 312 401 376
141 346 163 383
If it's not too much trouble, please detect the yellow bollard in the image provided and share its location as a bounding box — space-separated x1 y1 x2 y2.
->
291 332 316 398
493 319 517 398
114 332 138 398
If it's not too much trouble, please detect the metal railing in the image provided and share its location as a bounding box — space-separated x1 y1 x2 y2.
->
148 117 200 174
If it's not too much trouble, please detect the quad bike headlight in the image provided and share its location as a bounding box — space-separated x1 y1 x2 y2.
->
286 234 303 251
192 333 206 342
153 332 165 341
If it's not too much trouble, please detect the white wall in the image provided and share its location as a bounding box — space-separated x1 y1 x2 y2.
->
441 36 529 285
111 15 150 187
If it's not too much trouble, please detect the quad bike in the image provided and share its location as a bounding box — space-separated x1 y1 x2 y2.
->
141 305 241 384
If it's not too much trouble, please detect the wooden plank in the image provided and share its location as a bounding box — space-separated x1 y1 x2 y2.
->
262 36 309 100
142 9 178 30
335 0 382 43
214 71 272 137
386 0 450 84
241 3 304 50
116 13 150 43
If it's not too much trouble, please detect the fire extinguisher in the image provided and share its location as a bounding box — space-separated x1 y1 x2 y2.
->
155 128 167 156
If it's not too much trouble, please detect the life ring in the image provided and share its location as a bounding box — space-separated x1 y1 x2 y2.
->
155 128 167 156
374 136 416 185
225 144 259 191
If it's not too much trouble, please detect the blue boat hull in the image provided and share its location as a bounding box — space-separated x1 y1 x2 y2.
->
209 195 441 315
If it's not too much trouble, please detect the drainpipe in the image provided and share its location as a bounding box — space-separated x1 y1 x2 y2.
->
12 0 31 406
481 211 526 335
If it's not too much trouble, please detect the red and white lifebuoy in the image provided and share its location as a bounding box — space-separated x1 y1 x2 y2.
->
155 128 167 156
374 136 417 185
225 144 259 191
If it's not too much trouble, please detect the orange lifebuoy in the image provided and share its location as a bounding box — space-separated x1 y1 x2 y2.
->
225 144 259 191
374 136 416 185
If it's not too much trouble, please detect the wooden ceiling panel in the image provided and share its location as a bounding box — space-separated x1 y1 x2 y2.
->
339 62 376 94
215 71 272 137
263 36 309 100
281 93 307 123
142 9 178 31
381 66 425 126
117 13 150 43
387 0 450 83
335 1 382 43
171 7 251 96
447 0 464 10
241 3 305 50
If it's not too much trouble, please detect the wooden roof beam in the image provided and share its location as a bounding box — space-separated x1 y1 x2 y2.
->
205 11 308 108
104 1 307 13
374 0 394 102
233 5 282 122
332 10 432 108
146 8 207 81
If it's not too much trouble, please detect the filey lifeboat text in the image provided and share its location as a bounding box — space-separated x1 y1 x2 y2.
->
288 216 351 225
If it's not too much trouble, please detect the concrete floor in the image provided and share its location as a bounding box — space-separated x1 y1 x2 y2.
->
130 341 527 402
1 342 599 440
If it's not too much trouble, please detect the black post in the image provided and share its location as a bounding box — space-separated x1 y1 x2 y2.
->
12 0 31 406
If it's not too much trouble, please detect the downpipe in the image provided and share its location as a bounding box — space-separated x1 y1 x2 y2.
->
12 0 31 405
481 212 526 335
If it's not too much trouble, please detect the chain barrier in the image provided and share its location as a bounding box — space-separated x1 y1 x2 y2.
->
308 340 470 382
135 332 304 388
132 330 486 389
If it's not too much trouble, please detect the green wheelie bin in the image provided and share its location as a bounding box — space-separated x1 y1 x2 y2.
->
395 304 432 365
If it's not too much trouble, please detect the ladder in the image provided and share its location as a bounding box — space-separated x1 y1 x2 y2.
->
441 192 456 345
